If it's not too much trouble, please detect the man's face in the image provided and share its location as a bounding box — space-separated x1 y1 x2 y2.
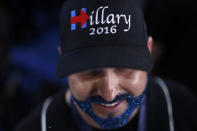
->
68 68 147 120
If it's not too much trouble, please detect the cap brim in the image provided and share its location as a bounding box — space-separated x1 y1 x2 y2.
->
56 45 152 78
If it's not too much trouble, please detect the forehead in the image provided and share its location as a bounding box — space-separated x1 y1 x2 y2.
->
80 67 135 73
70 67 138 79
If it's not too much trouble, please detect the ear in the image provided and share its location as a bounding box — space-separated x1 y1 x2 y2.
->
147 36 153 55
58 46 62 55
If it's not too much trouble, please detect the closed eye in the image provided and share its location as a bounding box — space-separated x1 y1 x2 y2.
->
76 69 104 80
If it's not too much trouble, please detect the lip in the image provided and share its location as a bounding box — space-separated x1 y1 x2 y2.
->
93 100 125 113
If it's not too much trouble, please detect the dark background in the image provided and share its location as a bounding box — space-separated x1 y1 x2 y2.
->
0 0 196 130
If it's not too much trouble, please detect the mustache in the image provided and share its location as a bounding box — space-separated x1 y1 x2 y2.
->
87 94 132 104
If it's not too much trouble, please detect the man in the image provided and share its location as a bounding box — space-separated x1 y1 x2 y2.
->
15 0 197 131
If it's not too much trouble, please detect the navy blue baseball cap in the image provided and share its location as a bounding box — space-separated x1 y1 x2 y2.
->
56 0 153 78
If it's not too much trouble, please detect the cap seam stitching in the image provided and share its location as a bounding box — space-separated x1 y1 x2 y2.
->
62 44 147 54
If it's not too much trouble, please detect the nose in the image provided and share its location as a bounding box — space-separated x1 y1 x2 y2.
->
96 69 119 102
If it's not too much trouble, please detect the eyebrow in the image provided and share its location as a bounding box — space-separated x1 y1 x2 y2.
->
83 68 105 73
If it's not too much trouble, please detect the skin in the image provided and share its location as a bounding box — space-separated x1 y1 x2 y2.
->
64 37 153 129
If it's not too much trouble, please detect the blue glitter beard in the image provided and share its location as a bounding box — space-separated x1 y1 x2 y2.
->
71 91 146 130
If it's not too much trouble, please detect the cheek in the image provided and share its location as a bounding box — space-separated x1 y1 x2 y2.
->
68 77 93 101
120 73 147 97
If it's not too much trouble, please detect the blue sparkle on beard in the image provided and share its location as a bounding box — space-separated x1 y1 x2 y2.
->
71 90 146 130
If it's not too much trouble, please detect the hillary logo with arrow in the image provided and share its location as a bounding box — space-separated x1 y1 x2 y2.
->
70 6 131 36
70 8 89 31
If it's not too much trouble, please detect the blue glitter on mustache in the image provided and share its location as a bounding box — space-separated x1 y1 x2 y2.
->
71 91 145 130
88 94 130 105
